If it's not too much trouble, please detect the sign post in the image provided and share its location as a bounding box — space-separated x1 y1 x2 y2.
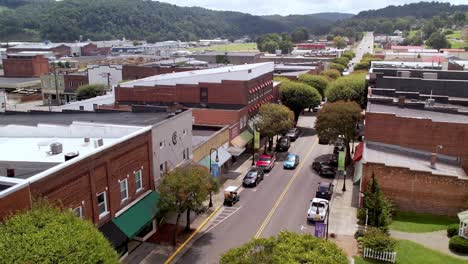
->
211 163 220 177
254 130 260 149
314 222 327 238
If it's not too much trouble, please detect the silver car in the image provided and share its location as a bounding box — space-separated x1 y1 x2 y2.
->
307 198 329 222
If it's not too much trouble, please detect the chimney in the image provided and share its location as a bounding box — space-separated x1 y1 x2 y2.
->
6 168 15 177
398 96 405 108
430 153 437 169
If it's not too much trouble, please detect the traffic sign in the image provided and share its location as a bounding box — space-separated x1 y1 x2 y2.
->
314 222 327 238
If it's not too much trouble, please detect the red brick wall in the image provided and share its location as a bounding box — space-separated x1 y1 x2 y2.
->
29 131 154 226
64 74 88 92
365 112 468 170
122 65 196 80
362 162 468 216
3 55 50 77
51 45 71 57
0 186 31 221
80 43 98 56
192 108 244 126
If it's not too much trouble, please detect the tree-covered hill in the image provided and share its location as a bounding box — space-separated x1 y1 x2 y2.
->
356 1 468 19
0 0 352 42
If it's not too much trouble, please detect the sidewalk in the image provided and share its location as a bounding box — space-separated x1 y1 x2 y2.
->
328 170 360 257
124 153 254 264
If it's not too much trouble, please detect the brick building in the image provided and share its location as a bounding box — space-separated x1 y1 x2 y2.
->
122 64 197 80
115 63 278 156
191 51 263 65
3 53 50 77
41 72 88 104
7 43 71 58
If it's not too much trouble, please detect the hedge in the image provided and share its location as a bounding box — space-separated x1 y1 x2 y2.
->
449 235 468 254
447 224 459 238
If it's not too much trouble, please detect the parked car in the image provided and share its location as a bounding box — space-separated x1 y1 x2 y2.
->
276 136 290 152
242 168 265 187
283 153 300 169
312 160 332 172
286 128 301 141
318 166 336 178
307 198 329 222
316 182 334 200
256 154 276 172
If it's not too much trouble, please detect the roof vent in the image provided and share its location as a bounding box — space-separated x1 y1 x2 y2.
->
6 168 15 178
94 139 103 148
84 137 90 143
65 151 79 161
49 142 63 155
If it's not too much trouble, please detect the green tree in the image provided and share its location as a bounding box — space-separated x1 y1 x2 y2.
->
256 103 294 151
426 31 450 49
315 101 362 158
332 57 350 67
158 165 215 245
278 39 293 54
279 80 321 123
422 21 437 39
262 40 280 54
220 231 348 264
291 27 309 43
329 62 345 72
326 73 367 107
298 74 329 98
333 36 347 49
0 203 119 263
357 174 392 230
320 69 341 80
342 50 355 60
76 84 106 100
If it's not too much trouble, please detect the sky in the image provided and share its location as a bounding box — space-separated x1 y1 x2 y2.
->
155 0 466 16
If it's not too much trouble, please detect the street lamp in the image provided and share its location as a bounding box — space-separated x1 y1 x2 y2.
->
342 171 347 192
209 148 219 208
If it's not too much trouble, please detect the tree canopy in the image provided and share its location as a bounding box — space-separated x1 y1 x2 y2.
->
315 101 362 147
76 84 106 101
320 69 341 80
0 203 119 264
158 165 216 245
279 79 321 123
333 36 347 49
298 74 330 98
426 30 451 49
220 231 348 264
256 103 294 150
291 27 309 43
256 33 293 54
326 73 367 107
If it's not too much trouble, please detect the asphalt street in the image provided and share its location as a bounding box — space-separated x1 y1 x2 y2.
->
177 113 334 264
349 32 374 73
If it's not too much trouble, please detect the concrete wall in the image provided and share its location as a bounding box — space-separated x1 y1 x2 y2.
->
362 162 468 216
365 112 468 170
192 126 230 162
373 68 468 80
87 65 123 88
151 109 193 185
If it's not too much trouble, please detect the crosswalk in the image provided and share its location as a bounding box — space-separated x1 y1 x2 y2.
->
205 206 242 233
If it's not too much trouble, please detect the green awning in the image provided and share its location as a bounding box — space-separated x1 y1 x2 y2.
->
231 130 253 148
112 191 159 238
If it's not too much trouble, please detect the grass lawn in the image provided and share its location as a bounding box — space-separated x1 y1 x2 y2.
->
449 40 468 49
188 43 258 52
390 211 457 233
354 240 468 264
446 30 461 39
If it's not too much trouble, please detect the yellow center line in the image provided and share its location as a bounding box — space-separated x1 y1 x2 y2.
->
254 138 318 238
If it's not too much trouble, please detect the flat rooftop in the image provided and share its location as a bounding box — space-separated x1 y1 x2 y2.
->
192 125 223 148
119 62 273 88
364 141 467 179
367 102 468 124
0 112 173 127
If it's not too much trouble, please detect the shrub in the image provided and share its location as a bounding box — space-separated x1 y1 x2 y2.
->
361 227 396 252
332 57 350 67
449 235 468 254
76 84 106 100
342 50 355 60
329 62 345 72
320 69 341 80
354 228 366 239
447 224 459 237
297 74 329 98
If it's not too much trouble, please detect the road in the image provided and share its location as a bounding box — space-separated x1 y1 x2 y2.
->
177 113 333 263
349 32 374 73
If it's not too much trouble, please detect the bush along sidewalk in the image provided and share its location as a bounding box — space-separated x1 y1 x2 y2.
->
449 235 468 254
447 224 459 238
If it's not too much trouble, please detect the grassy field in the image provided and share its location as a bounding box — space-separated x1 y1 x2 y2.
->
390 211 457 233
188 43 258 52
449 40 468 49
355 240 468 264
446 30 462 39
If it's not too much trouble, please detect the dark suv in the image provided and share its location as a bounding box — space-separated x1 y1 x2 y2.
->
276 136 290 152
242 168 265 187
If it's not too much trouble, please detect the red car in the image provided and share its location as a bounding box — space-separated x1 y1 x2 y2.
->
256 154 276 172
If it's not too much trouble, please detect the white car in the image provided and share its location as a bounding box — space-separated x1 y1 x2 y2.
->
307 198 329 222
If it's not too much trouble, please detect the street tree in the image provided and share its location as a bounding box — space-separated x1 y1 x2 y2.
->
76 84 106 100
0 202 119 263
426 31 450 50
326 73 367 107
279 80 321 123
220 231 348 264
158 165 216 245
256 103 294 151
357 174 392 231
298 74 329 98
333 36 347 49
329 62 345 73
291 27 309 43
342 50 355 60
320 69 341 80
332 57 350 67
315 101 362 160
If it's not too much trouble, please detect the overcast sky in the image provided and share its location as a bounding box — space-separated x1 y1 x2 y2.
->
156 0 466 16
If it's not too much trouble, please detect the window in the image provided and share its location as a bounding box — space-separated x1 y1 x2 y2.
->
160 163 165 174
73 206 83 219
200 87 208 103
120 179 128 202
183 129 187 135
97 192 108 217
160 141 164 149
135 170 143 192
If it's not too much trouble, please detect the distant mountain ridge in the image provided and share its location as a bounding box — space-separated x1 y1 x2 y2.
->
356 1 468 19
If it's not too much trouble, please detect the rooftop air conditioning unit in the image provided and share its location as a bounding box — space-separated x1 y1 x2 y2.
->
426 98 436 107
49 142 63 155
94 139 103 148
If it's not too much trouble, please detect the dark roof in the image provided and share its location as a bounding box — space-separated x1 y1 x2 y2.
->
0 112 173 127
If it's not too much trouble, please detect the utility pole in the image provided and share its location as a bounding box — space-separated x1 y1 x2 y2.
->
53 64 61 105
